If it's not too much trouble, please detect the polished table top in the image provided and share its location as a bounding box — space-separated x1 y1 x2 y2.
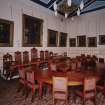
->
26 67 100 97
32 69 99 86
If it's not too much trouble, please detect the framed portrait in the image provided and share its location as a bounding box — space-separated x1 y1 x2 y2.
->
88 37 97 47
47 29 58 47
69 38 76 47
0 18 14 47
23 14 43 47
77 35 86 47
59 32 67 47
99 35 105 45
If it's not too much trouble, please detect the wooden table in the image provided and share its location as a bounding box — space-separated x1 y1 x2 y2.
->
30 68 99 97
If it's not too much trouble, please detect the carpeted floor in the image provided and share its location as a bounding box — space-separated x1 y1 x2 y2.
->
0 78 105 105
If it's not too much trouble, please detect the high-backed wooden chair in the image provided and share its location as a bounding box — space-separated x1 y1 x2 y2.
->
40 50 44 60
71 59 77 71
26 70 38 102
23 51 29 64
76 59 82 71
3 53 13 79
49 52 53 58
76 77 96 104
31 48 38 62
15 51 22 65
53 77 68 105
45 50 49 60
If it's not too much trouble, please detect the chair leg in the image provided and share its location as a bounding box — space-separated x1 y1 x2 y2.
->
25 87 30 99
31 88 36 102
17 83 22 92
22 86 26 96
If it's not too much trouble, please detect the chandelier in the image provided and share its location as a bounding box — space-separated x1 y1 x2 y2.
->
53 0 84 18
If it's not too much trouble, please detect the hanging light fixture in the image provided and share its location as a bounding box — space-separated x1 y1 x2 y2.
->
55 11 58 16
53 1 57 11
77 8 80 16
80 0 84 10
53 0 84 18
65 13 68 18
67 0 72 7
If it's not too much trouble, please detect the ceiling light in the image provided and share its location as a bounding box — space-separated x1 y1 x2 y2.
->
53 2 57 11
77 8 80 16
55 11 57 16
67 0 72 7
80 0 84 10
65 13 68 18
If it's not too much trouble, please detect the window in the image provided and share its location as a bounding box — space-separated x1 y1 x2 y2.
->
23 14 43 47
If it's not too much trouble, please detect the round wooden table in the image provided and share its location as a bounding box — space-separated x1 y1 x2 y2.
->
33 69 99 97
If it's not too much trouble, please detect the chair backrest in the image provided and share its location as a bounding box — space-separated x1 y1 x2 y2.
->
3 53 13 69
3 53 12 63
53 77 68 92
84 77 96 98
23 51 29 64
26 71 35 84
71 62 76 71
15 51 22 64
31 48 38 62
45 50 49 60
40 51 44 60
18 69 25 79
49 52 53 57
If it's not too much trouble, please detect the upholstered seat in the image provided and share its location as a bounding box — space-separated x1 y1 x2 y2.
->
76 77 96 104
53 77 68 105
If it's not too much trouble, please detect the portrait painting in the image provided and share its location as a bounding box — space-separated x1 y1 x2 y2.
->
69 38 76 47
23 14 43 47
47 29 58 47
88 37 97 47
0 18 13 47
59 32 67 47
99 35 105 45
77 35 86 47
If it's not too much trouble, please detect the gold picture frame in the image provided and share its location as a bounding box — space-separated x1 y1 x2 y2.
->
22 14 43 47
59 32 67 47
47 29 58 47
0 18 14 47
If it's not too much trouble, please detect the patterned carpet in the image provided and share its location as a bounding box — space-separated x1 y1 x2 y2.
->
0 78 105 105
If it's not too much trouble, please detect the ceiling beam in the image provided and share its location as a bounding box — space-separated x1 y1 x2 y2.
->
81 5 105 15
68 0 96 17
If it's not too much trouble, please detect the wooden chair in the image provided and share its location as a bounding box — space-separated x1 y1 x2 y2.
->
31 48 38 62
45 50 49 60
14 51 22 65
23 51 29 64
26 70 38 102
18 68 26 95
97 79 105 95
76 60 82 71
49 52 53 58
40 50 44 60
3 53 13 79
76 77 96 104
53 77 68 105
71 59 77 71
